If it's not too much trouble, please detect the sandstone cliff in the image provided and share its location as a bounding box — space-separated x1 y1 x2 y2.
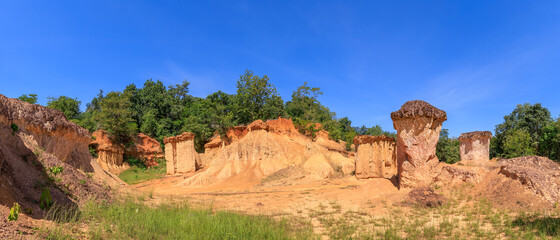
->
129 133 164 167
90 130 129 175
0 94 116 219
0 94 92 171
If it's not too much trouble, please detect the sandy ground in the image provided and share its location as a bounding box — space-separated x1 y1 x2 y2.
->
135 175 410 217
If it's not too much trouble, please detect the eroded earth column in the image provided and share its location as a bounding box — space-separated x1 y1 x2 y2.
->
391 100 447 188
164 132 197 175
353 135 397 179
458 131 492 161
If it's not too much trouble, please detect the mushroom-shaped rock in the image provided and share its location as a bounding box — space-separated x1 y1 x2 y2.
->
391 100 447 188
353 135 397 179
163 132 198 175
458 131 492 161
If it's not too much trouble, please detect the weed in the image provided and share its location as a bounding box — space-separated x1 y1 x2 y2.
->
40 188 53 210
7 203 20 221
49 166 64 176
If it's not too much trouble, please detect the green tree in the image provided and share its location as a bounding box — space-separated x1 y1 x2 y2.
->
96 91 137 143
285 82 334 124
503 129 535 158
79 90 104 132
323 117 357 150
46 96 82 120
126 79 190 142
493 103 553 158
436 129 460 164
18 94 38 104
233 70 284 124
182 91 235 152
539 118 560 161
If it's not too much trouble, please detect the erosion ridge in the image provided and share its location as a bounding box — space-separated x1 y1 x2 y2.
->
177 117 355 186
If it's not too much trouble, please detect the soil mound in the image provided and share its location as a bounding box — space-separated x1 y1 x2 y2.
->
181 118 354 186
404 187 447 207
498 156 560 204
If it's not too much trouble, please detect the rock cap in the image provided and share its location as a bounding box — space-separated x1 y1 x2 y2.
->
164 132 195 144
390 100 447 121
353 135 395 147
458 131 492 141
248 119 269 131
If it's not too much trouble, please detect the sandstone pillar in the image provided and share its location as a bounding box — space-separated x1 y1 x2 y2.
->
90 130 127 174
353 135 397 179
458 131 492 161
391 100 447 188
164 132 197 175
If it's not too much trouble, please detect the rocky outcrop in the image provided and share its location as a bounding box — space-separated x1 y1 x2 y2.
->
90 130 128 175
164 132 198 175
0 94 92 171
129 133 164 167
0 94 114 219
458 131 492 161
353 135 397 179
266 117 299 136
315 130 346 153
391 100 447 188
435 164 484 185
498 156 560 204
182 118 353 186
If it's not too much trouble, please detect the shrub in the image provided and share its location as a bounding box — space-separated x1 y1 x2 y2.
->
40 188 53 210
7 203 20 221
10 123 18 135
49 166 64 176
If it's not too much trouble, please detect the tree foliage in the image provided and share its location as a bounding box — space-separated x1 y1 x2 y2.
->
66 69 396 153
233 70 284 124
436 129 460 164
95 91 137 143
285 82 333 123
18 94 38 104
502 129 535 158
46 96 82 120
492 103 558 160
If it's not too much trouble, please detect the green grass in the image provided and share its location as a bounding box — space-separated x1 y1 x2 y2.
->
118 161 166 185
41 197 316 240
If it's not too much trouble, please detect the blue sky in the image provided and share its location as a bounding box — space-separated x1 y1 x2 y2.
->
1 1 559 137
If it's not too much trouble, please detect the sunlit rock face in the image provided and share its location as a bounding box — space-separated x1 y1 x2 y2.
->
164 132 198 175
458 131 492 161
0 94 93 171
90 130 128 174
391 100 447 188
353 135 397 179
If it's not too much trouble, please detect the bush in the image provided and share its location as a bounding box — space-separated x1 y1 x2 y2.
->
40 188 53 210
49 166 64 176
7 203 20 221
10 123 18 135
